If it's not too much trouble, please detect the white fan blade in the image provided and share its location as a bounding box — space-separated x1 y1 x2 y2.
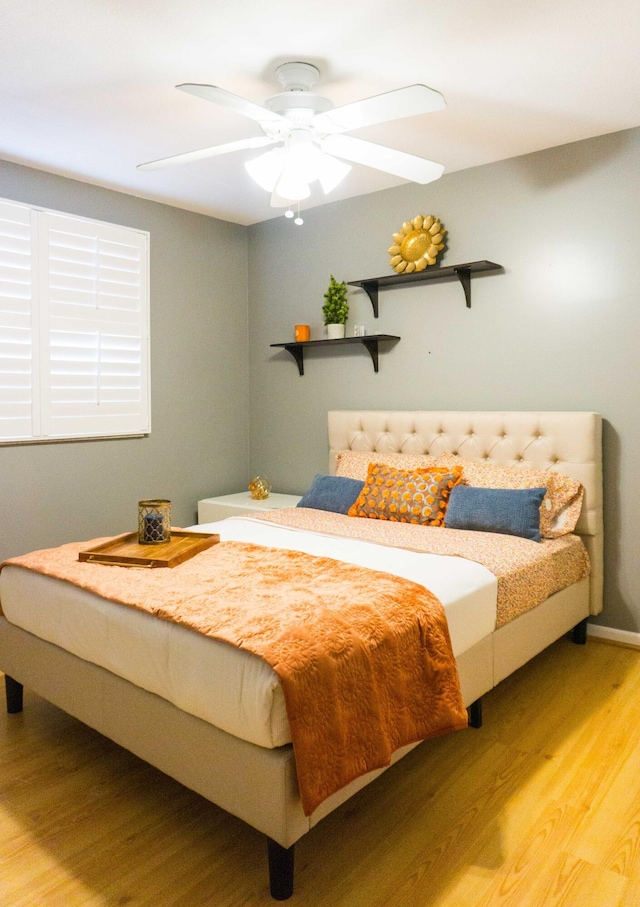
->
177 83 287 125
321 135 444 184
137 136 276 172
312 84 445 134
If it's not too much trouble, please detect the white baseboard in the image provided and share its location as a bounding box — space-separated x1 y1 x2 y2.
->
587 623 640 649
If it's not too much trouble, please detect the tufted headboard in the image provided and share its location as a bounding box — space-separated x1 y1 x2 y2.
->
328 410 603 615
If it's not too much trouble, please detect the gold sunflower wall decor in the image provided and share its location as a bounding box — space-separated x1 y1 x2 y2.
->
388 215 446 273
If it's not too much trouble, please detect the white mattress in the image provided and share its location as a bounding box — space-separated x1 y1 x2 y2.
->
0 516 497 749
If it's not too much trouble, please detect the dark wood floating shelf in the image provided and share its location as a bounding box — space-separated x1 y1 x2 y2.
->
270 334 400 376
348 260 503 316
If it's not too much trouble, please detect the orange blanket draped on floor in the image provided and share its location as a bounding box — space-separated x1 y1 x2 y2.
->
1 538 468 815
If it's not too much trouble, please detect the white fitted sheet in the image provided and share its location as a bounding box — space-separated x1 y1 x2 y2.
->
0 516 497 749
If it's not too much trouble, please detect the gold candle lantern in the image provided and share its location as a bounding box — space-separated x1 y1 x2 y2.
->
138 499 171 544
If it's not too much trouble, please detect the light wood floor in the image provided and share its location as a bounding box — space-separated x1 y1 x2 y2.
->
2 637 640 906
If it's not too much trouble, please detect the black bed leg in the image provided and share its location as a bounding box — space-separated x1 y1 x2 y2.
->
5 675 23 713
267 838 294 900
467 698 483 729
571 618 588 645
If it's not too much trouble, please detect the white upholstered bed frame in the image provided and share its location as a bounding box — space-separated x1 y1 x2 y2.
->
0 410 603 899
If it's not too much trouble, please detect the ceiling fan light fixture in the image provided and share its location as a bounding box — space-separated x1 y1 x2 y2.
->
244 147 287 192
254 136 351 202
270 189 297 208
315 153 351 195
246 138 315 202
268 132 314 201
274 167 311 202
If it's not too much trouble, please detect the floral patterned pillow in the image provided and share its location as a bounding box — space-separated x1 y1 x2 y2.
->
347 463 462 526
335 449 439 481
435 456 584 539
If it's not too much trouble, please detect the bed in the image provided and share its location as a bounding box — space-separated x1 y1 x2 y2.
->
0 410 603 899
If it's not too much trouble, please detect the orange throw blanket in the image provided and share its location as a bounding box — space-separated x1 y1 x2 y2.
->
1 538 468 815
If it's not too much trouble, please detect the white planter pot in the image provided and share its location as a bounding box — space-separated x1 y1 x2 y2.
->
326 323 346 340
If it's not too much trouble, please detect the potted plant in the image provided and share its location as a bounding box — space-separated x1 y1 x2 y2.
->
322 275 349 339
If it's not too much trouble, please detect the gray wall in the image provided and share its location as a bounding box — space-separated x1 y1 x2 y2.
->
0 160 250 560
247 127 640 633
2 127 638 634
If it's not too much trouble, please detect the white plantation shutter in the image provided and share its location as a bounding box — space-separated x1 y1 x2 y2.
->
0 198 149 442
0 200 38 440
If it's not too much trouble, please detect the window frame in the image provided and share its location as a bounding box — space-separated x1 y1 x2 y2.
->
0 197 150 445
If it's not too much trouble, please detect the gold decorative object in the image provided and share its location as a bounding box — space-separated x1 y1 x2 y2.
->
138 499 171 544
387 215 446 273
249 476 272 500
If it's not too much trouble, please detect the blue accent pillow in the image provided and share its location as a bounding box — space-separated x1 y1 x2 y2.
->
444 485 546 542
297 475 365 515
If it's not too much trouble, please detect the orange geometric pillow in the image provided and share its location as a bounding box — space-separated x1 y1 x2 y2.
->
347 463 462 526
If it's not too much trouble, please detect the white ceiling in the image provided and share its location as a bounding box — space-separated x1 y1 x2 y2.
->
2 0 639 226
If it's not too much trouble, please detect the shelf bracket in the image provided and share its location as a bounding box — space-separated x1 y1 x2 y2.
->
360 281 379 318
361 338 380 372
453 266 472 308
282 344 305 376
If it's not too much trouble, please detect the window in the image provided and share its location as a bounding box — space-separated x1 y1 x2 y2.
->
0 197 150 444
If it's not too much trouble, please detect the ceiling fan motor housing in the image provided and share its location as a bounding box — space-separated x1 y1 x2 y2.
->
274 61 320 92
263 91 335 130
264 62 336 134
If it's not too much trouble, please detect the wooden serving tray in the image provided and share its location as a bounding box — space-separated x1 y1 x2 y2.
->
79 530 220 568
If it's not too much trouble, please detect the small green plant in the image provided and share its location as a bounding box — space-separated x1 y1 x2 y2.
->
322 275 349 325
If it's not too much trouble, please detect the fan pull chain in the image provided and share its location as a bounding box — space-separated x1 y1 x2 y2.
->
284 202 304 225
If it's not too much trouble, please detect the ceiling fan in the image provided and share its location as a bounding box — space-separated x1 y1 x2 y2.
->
137 61 446 208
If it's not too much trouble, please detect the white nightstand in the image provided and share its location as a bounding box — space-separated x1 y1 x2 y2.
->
197 491 302 524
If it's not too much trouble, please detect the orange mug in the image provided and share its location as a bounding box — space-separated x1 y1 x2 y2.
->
295 324 310 342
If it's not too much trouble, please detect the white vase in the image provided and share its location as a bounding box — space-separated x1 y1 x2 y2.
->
326 323 346 340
